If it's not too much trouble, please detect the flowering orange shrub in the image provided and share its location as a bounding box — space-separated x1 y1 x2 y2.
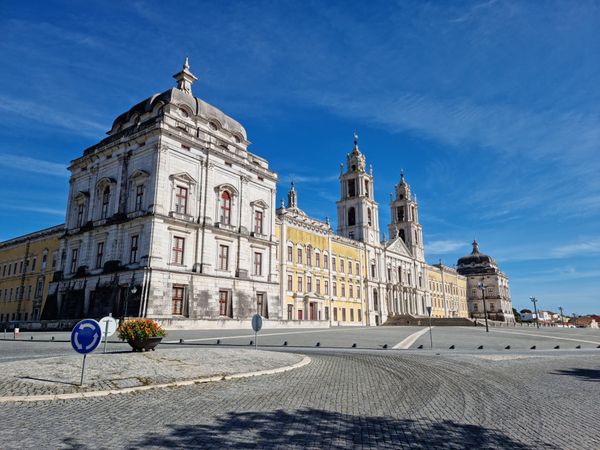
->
117 319 166 342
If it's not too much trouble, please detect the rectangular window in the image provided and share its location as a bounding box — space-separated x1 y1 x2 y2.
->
101 188 110 219
371 263 376 278
349 285 354 299
332 257 336 272
324 306 329 321
356 262 359 275
306 248 312 267
256 292 264 315
307 276 312 292
297 248 302 264
130 235 139 264
348 179 356 197
96 242 104 269
316 279 321 295
172 286 184 315
35 280 43 298
219 290 229 316
341 284 346 297
298 276 303 292
388 268 392 281
287 245 293 262
316 253 321 268
358 309 362 322
218 245 229 271
175 186 188 214
287 275 293 291
324 254 329 269
287 304 293 320
340 259 344 273
27 285 32 299
172 236 185 265
52 252 58 270
325 281 329 296
77 204 84 226
342 308 347 322
333 282 337 297
254 211 263 235
41 254 47 271
135 185 144 211
70 248 78 273
253 252 262 276
333 307 338 321
398 267 402 283
31 257 37 272
348 261 352 274
350 309 354 322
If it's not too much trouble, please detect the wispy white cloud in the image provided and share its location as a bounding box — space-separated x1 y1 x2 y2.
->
278 173 339 185
425 239 464 254
4 204 65 216
0 154 67 177
0 95 107 137
551 240 600 258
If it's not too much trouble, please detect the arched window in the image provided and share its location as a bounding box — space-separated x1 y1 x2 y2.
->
399 229 405 242
348 207 356 226
367 208 372 226
220 191 231 224
101 187 110 219
365 180 370 197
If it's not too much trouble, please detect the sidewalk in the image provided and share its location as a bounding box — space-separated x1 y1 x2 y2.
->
0 348 304 399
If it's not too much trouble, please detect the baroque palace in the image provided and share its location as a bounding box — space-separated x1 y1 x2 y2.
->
0 60 514 326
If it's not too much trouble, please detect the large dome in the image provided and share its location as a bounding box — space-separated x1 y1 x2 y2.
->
456 240 498 275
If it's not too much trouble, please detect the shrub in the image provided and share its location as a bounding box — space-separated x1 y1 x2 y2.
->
117 319 166 342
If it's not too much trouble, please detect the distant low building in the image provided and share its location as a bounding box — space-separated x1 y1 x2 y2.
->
573 316 598 328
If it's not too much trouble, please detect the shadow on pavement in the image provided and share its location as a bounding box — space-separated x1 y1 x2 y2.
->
125 408 542 449
17 376 79 386
552 368 600 382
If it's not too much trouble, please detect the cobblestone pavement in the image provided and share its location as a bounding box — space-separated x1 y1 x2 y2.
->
0 348 598 449
0 348 302 397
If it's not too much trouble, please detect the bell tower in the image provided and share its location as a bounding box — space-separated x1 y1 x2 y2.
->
388 171 424 261
336 133 380 244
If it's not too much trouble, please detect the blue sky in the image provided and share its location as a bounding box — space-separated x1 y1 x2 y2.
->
0 0 599 314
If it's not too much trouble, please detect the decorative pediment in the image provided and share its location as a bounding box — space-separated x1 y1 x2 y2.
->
74 191 89 202
250 199 269 210
385 237 412 258
95 177 117 190
129 169 150 180
214 183 239 196
169 172 197 185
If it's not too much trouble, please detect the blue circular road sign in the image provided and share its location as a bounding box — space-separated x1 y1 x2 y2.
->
71 319 102 354
251 314 263 332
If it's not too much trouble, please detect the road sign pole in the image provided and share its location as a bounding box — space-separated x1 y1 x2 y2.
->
428 316 433 349
80 354 87 386
255 330 258 350
103 320 109 354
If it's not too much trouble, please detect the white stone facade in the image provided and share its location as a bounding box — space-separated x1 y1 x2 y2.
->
49 60 280 321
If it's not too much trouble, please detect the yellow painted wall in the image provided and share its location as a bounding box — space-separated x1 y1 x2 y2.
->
427 265 468 319
0 226 63 322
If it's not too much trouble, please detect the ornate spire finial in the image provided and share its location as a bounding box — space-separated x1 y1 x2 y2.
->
472 240 480 254
173 57 198 95
287 180 298 209
353 130 358 147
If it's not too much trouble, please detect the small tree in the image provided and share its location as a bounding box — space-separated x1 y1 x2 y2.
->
513 308 522 323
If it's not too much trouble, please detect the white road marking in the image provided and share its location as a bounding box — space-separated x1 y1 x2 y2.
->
492 329 600 345
164 327 358 344
393 327 432 349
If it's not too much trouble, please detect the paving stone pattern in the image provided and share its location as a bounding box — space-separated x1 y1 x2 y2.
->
1 349 598 449
0 348 302 397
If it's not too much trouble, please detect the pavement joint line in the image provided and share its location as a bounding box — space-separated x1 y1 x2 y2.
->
393 327 432 349
162 327 362 344
491 329 600 345
0 355 311 403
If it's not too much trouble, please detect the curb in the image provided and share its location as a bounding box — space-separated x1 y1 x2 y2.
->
0 355 311 403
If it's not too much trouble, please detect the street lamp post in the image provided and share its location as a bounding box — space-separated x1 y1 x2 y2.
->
124 285 138 319
478 281 489 333
530 296 540 329
558 306 565 328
